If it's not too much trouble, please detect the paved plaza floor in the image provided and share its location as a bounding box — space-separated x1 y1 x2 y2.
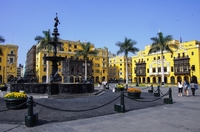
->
0 84 200 132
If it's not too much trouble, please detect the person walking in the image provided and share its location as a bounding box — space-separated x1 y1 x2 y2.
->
98 81 101 90
183 79 190 96
177 79 183 97
190 76 198 96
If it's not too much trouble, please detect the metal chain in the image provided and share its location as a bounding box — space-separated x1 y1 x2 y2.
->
34 95 121 112
0 109 8 112
124 91 169 102
0 102 27 112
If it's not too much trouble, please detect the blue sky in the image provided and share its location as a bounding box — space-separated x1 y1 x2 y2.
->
1 0 200 65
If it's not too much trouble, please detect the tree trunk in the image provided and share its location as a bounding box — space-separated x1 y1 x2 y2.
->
46 54 49 83
85 59 87 81
161 52 164 84
126 57 128 86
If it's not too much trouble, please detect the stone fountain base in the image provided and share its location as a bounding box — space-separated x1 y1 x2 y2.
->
10 83 94 95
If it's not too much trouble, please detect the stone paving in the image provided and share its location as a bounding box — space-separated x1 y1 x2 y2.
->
0 85 200 132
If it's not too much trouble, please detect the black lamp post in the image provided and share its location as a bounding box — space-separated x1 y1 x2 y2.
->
135 68 139 86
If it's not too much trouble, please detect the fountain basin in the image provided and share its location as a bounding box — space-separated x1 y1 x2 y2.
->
10 83 94 95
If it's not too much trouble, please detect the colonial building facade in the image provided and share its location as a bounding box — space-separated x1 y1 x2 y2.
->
108 56 132 83
132 40 200 84
36 40 109 83
0 44 18 83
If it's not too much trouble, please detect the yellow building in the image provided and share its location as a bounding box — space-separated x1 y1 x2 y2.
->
36 40 109 83
132 40 200 84
109 56 132 83
0 44 18 83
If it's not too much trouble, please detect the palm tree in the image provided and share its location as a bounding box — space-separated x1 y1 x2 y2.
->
75 42 98 81
35 30 52 53
116 37 139 87
34 29 52 83
0 35 5 43
148 32 178 84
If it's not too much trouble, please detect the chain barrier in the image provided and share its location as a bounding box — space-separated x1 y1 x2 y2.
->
0 101 27 112
160 90 165 96
153 89 158 93
0 109 8 112
34 95 120 112
124 91 169 102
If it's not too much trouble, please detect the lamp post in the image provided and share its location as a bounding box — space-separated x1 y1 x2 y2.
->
135 68 139 86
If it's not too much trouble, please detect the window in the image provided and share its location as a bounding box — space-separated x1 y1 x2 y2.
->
191 52 194 55
171 55 173 58
158 56 160 60
147 68 149 73
11 50 14 54
0 66 1 70
171 67 173 72
154 57 156 60
9 58 14 63
74 45 77 48
120 68 122 70
43 68 46 72
164 67 167 72
158 67 161 72
120 64 122 66
182 53 185 57
95 63 100 67
153 68 156 72
0 58 1 62
120 59 122 61
147 58 149 61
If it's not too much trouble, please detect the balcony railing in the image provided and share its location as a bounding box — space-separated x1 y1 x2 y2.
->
149 71 170 76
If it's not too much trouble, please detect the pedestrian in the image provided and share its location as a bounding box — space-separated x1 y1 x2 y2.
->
190 76 198 96
98 81 101 90
177 79 183 97
183 79 190 96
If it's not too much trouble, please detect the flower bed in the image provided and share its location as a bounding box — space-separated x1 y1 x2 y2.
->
4 92 27 109
127 88 141 99
115 84 125 92
127 88 141 93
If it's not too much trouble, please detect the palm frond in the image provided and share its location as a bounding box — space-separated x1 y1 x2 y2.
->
0 35 5 43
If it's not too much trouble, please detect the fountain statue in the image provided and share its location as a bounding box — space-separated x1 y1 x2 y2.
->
9 13 94 95
43 13 65 83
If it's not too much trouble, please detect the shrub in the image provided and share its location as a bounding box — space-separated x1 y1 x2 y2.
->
4 92 27 99
127 88 141 93
115 84 125 88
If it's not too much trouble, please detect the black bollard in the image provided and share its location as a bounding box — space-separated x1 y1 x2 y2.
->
154 85 160 97
25 96 38 127
164 88 173 104
120 91 125 112
114 91 125 113
157 85 160 94
148 84 153 93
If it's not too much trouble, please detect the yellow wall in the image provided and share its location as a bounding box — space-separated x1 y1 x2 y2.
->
132 40 200 84
0 44 18 83
109 56 132 82
36 40 109 83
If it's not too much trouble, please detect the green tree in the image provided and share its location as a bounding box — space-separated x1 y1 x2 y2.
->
75 42 98 81
148 32 178 84
0 35 5 43
34 29 52 83
116 37 139 86
34 29 52 53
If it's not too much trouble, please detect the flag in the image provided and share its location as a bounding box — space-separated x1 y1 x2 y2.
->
180 37 182 43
